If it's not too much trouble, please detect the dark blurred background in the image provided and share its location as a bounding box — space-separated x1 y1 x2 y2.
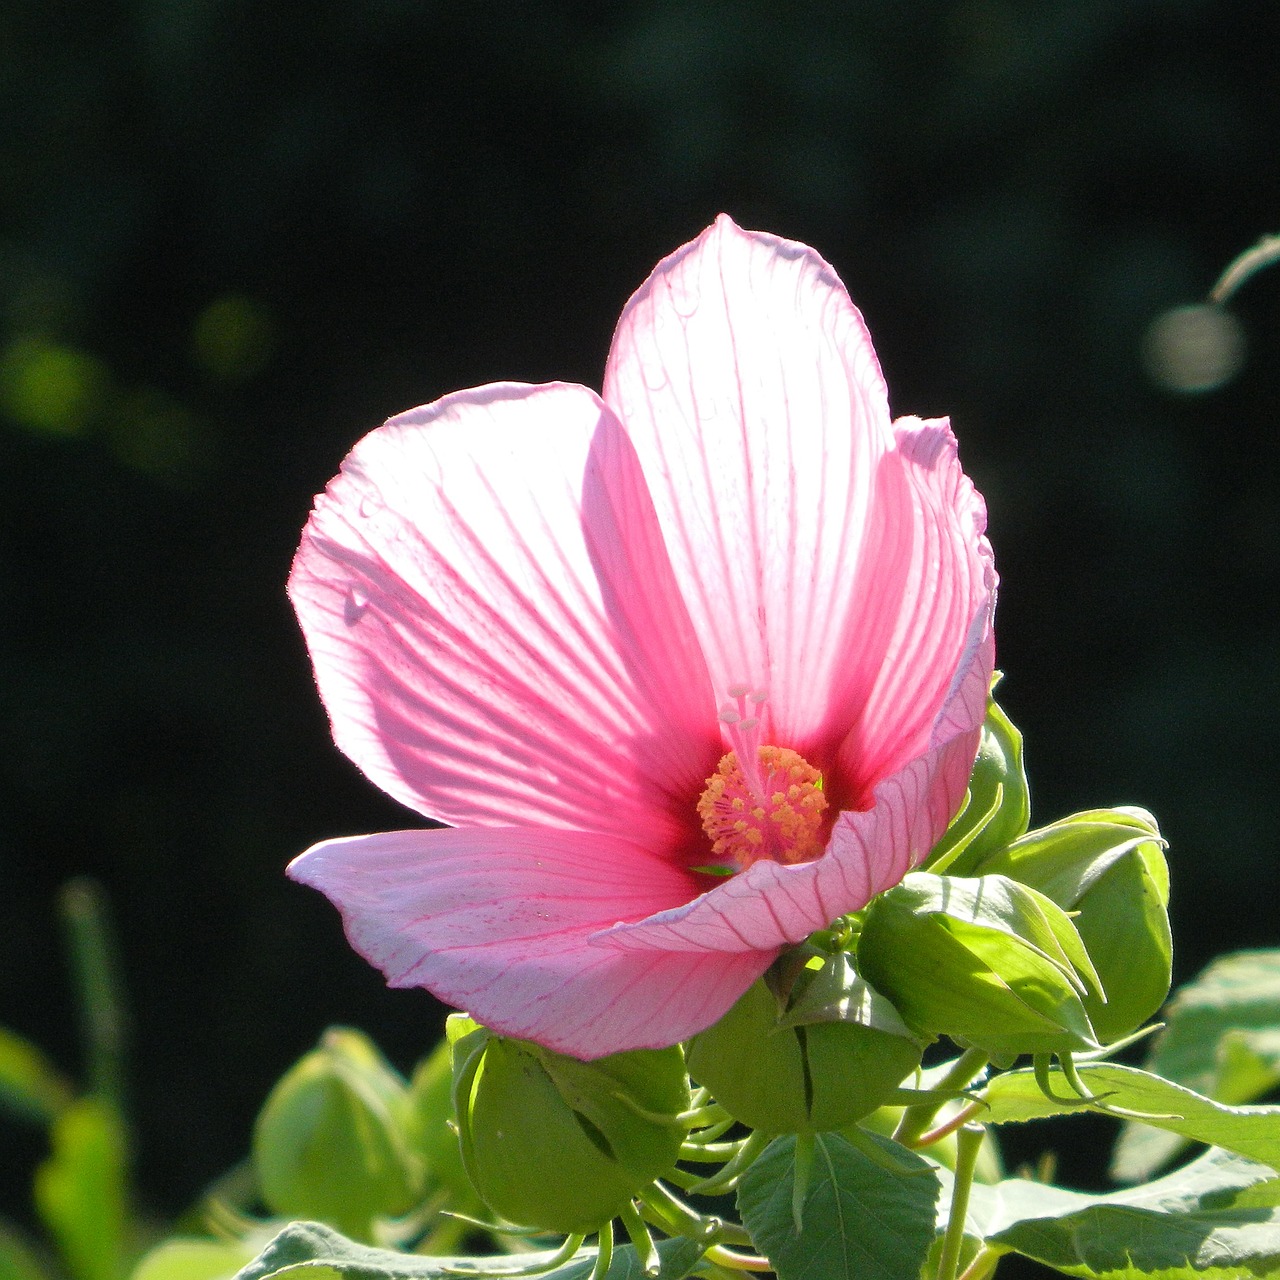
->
2 0 1277 1245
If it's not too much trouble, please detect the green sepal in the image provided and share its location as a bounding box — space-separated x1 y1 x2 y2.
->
450 1026 688 1233
252 1028 421 1243
687 959 921 1133
975 806 1172 1043
926 690 1030 875
858 872 1103 1059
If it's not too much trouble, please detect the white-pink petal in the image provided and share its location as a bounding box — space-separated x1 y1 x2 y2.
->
289 382 722 844
603 215 895 755
288 828 774 1058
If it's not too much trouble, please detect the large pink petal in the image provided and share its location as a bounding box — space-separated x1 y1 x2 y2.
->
289 382 721 843
596 593 994 954
602 215 895 753
288 828 773 1058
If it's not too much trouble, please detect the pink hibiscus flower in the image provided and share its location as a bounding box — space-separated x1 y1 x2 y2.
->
287 216 996 1060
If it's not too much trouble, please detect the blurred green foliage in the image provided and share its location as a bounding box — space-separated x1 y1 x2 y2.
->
1 0 1276 1245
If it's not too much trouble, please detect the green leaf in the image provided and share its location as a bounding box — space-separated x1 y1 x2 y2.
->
736 1132 940 1280
0 1027 74 1124
986 1149 1280 1278
1114 950 1280 1183
130 1238 258 1280
982 1063 1280 1170
231 1222 701 1280
33 1096 130 1280
931 1148 1280 1277
858 873 1101 1058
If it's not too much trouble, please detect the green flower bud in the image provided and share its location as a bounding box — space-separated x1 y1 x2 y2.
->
858 873 1103 1060
405 1037 484 1219
451 1021 688 1233
252 1027 420 1241
687 956 921 1132
975 807 1171 1042
927 693 1030 874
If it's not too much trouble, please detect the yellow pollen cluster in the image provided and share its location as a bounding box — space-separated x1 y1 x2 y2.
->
696 745 828 871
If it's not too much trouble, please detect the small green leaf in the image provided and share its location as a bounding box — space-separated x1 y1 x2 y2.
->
34 1096 130 1280
982 1063 1280 1170
1114 949 1280 1182
0 1027 74 1124
231 1222 701 1280
736 1132 939 1280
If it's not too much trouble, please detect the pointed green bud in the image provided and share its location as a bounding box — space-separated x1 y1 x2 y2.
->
927 692 1030 874
252 1027 420 1241
858 872 1103 1060
975 807 1171 1042
450 1020 689 1232
687 956 921 1132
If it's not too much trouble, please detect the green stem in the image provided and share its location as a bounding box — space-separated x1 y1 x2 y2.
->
59 878 128 1112
589 1224 613 1280
936 1125 985 1280
957 1245 1002 1280
618 1202 660 1279
893 1049 989 1147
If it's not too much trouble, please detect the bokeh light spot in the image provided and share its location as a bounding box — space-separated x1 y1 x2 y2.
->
1142 303 1245 394
0 336 108 437
109 388 216 488
191 295 275 383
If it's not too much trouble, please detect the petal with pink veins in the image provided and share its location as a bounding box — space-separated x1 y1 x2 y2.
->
596 582 994 955
289 382 722 843
288 828 774 1058
827 415 996 802
603 215 896 755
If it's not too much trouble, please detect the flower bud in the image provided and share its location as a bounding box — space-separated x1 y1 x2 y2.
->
687 956 921 1132
451 1020 688 1232
405 1037 484 1219
926 694 1030 873
974 807 1171 1042
858 872 1103 1061
252 1027 420 1241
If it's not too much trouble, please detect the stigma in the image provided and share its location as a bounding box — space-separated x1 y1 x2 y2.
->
695 688 828 872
